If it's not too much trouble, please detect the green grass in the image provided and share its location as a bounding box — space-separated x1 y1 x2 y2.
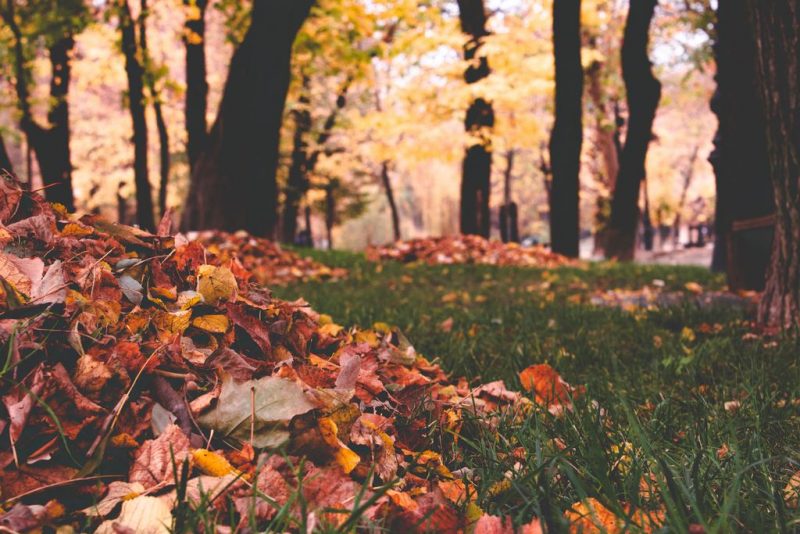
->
270 250 800 532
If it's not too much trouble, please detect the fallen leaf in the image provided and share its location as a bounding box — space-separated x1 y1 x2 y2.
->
129 424 191 489
196 264 238 306
95 495 171 534
197 373 315 449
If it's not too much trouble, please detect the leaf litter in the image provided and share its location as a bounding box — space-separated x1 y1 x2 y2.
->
0 179 666 532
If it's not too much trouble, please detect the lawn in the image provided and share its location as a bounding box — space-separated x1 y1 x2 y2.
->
274 250 800 531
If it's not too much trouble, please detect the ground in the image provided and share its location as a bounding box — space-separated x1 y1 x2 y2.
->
273 249 800 531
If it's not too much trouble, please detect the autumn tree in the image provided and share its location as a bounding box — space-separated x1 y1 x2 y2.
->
605 0 662 261
0 0 88 210
137 0 171 219
457 0 493 238
746 1 800 326
183 0 208 172
118 0 155 230
549 0 583 257
182 0 314 237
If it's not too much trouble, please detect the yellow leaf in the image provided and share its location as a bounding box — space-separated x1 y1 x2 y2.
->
153 310 191 340
192 448 241 477
192 314 230 333
319 417 360 474
684 281 703 294
196 265 238 306
318 323 344 337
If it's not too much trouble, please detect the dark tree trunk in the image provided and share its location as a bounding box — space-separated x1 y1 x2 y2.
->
457 0 493 238
281 78 349 243
549 0 583 257
746 1 800 327
380 160 401 241
139 0 171 218
119 0 155 230
181 0 314 238
2 1 75 209
605 0 662 261
0 133 12 175
709 1 773 278
281 78 312 243
184 0 208 172
499 149 519 243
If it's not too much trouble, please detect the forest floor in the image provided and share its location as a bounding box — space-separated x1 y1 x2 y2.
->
273 249 800 531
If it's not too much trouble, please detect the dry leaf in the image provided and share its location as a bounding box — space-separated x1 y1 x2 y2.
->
129 424 191 489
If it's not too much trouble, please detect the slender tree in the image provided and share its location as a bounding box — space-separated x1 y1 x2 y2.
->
549 0 583 257
605 0 662 261
118 0 155 230
746 1 800 326
139 0 170 217
281 77 350 244
0 133 13 175
457 0 493 238
182 0 315 237
499 149 519 243
380 160 401 241
1 0 77 209
183 0 208 172
139 0 171 218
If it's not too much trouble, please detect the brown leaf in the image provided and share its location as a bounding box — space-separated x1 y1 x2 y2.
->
129 424 190 489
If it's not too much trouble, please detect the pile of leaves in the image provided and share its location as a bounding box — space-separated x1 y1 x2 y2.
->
191 230 346 286
366 235 580 268
0 181 665 532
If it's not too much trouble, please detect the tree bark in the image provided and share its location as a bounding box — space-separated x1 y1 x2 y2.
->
746 1 800 327
709 1 774 277
139 0 171 219
457 0 493 238
549 0 583 257
0 133 12 175
2 1 75 209
281 77 312 244
181 0 314 238
119 0 155 230
673 145 699 245
605 0 662 261
184 0 208 172
499 149 519 243
280 77 349 243
380 160 401 241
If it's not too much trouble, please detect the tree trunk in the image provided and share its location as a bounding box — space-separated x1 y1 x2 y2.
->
380 160 401 241
184 0 208 172
325 181 335 250
2 1 75 209
549 0 583 257
139 0 171 219
605 0 661 261
181 0 314 238
119 0 155 230
457 0 493 238
709 1 774 277
281 78 312 244
499 149 519 243
281 78 350 243
673 145 699 246
746 1 800 327
0 133 12 175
